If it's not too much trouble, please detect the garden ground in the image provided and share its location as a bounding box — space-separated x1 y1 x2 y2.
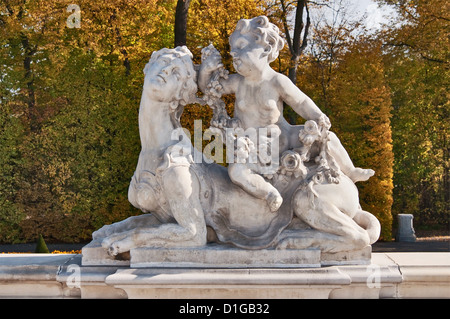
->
1 236 448 254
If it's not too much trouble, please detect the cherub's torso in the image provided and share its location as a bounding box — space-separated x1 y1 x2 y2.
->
233 72 283 130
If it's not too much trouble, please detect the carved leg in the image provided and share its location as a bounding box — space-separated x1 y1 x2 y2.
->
277 229 349 252
228 163 282 212
104 223 206 256
287 190 370 253
327 132 375 182
93 214 161 240
103 166 207 255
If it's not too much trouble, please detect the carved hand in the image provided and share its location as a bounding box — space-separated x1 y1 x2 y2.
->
201 45 224 73
317 113 331 131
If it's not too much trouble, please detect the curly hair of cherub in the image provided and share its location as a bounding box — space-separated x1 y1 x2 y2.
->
144 46 198 106
231 16 285 63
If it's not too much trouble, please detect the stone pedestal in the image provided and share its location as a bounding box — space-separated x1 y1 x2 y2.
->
104 267 351 299
396 214 416 242
1 253 449 299
81 240 372 268
74 253 404 299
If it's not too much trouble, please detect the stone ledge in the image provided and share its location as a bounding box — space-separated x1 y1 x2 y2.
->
0 254 78 298
0 254 75 281
383 252 450 298
104 267 351 299
0 252 449 298
81 240 371 268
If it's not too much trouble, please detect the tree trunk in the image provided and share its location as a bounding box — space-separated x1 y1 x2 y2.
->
174 0 191 47
280 0 310 83
288 56 300 82
21 34 37 132
110 9 131 76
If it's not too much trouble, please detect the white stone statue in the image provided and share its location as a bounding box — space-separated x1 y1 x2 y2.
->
89 16 381 262
93 46 290 254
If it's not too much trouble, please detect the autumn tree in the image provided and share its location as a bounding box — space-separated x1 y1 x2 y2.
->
0 0 69 242
379 0 449 231
0 103 25 242
0 0 176 242
0 0 64 133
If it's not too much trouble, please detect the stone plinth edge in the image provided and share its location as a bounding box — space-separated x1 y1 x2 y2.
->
0 252 449 298
130 245 321 268
81 241 371 268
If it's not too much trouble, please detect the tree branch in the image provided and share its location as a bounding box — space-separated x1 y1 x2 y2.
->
384 41 447 64
292 0 306 56
280 0 294 55
299 1 310 54
419 53 446 64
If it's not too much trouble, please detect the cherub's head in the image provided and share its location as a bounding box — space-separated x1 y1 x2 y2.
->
143 46 197 107
230 16 285 72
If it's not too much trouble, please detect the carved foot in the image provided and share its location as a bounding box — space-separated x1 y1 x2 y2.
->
104 237 135 256
266 191 283 213
348 168 375 183
101 233 131 256
107 243 121 256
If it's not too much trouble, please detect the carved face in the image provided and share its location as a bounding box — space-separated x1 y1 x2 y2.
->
229 32 267 78
144 54 188 102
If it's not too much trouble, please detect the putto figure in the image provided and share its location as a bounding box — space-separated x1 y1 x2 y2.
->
199 16 374 214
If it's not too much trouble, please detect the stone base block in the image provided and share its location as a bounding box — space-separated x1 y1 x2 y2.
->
321 246 372 266
82 241 371 268
105 267 350 299
130 245 320 268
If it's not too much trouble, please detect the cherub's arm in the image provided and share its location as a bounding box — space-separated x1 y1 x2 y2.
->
198 45 239 96
198 66 240 95
219 73 240 95
277 74 330 129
